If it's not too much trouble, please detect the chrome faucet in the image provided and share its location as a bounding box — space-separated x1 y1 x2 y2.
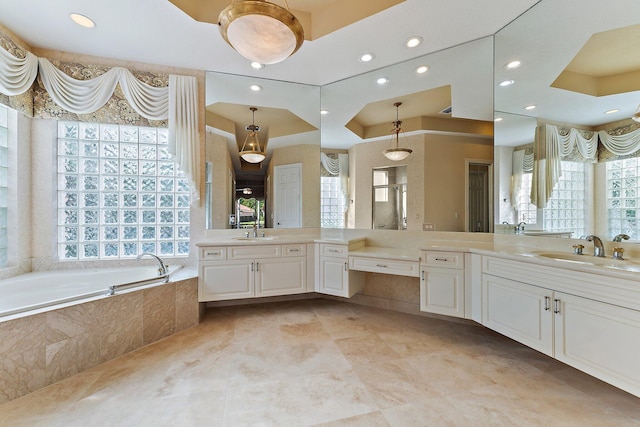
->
137 252 169 278
585 235 605 257
252 223 258 238
517 222 526 233
613 234 630 243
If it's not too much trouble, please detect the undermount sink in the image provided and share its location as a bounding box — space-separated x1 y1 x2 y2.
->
232 236 277 241
532 251 640 270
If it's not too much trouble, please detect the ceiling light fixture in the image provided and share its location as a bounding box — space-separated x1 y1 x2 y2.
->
239 107 265 163
605 109 620 114
494 117 503 122
499 80 515 87
383 102 412 161
250 84 262 91
320 110 329 115
69 13 96 28
505 60 521 69
524 105 536 110
360 53 375 62
416 65 429 74
218 0 304 65
242 187 253 195
250 61 264 70
406 36 422 48
377 77 389 85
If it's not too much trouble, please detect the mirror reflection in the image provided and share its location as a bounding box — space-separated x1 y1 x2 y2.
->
321 36 495 232
494 0 640 240
205 72 320 229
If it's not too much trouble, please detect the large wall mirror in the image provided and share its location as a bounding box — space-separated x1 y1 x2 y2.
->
494 0 640 239
205 72 320 229
321 36 494 232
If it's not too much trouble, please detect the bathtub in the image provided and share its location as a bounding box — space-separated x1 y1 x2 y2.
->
0 265 182 318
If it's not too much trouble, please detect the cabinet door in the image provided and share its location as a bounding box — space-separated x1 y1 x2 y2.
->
255 257 306 297
481 274 553 356
199 260 253 301
554 292 640 397
318 256 348 297
420 267 465 318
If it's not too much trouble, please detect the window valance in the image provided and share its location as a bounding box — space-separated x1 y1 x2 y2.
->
0 46 200 203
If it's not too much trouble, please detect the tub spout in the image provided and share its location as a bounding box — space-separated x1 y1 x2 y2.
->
137 252 169 279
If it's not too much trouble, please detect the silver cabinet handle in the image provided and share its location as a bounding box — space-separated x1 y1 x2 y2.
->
256 262 259 272
344 262 348 271
544 296 550 311
434 258 448 262
250 262 254 272
376 264 387 268
206 251 220 256
328 249 339 253
421 271 425 281
554 299 561 314
289 249 299 252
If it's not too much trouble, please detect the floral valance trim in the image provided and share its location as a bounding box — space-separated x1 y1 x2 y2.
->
0 44 200 202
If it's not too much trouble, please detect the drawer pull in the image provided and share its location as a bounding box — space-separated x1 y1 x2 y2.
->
376 264 387 268
544 296 550 311
289 249 299 252
206 251 220 256
344 262 348 271
554 299 561 314
434 258 449 262
328 249 339 253
256 262 259 272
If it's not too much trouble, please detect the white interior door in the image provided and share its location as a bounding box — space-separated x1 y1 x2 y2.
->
274 163 302 228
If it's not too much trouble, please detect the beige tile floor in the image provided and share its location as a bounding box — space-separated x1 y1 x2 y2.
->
1 298 639 426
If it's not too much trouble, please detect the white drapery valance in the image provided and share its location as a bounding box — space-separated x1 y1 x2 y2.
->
510 148 533 208
0 48 199 202
599 127 640 156
531 124 597 208
320 152 349 211
0 48 38 96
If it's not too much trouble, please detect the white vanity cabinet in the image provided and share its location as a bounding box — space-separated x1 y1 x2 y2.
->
198 244 307 301
419 251 465 318
481 255 640 397
316 242 365 298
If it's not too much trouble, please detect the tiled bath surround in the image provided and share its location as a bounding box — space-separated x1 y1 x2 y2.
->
0 276 199 404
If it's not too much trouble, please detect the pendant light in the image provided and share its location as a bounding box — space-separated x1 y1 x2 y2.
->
239 107 265 163
383 102 412 161
218 0 304 65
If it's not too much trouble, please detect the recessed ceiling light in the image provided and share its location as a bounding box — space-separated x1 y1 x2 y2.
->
505 60 521 69
416 65 429 74
69 13 96 28
250 84 262 92
524 105 536 110
376 77 389 85
499 80 515 87
250 62 264 70
406 37 422 48
494 117 503 122
605 109 620 114
360 53 375 62
320 110 329 115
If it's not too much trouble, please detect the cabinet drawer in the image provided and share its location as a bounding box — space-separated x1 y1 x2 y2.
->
320 244 348 258
228 245 281 259
199 247 227 261
283 244 306 257
349 256 419 277
421 251 464 269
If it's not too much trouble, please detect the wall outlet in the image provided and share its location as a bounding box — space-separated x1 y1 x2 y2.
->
423 223 435 231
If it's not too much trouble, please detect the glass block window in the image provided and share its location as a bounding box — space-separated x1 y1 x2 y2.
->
607 158 640 239
57 122 190 260
320 176 346 228
543 161 586 238
0 105 8 266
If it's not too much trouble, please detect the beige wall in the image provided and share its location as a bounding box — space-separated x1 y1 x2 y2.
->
267 144 320 228
424 134 493 231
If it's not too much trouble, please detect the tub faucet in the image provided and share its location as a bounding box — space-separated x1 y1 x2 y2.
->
613 234 630 243
585 235 605 257
137 252 169 278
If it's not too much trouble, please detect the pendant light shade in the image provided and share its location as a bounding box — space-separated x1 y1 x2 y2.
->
240 107 266 163
383 102 412 161
218 0 304 65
